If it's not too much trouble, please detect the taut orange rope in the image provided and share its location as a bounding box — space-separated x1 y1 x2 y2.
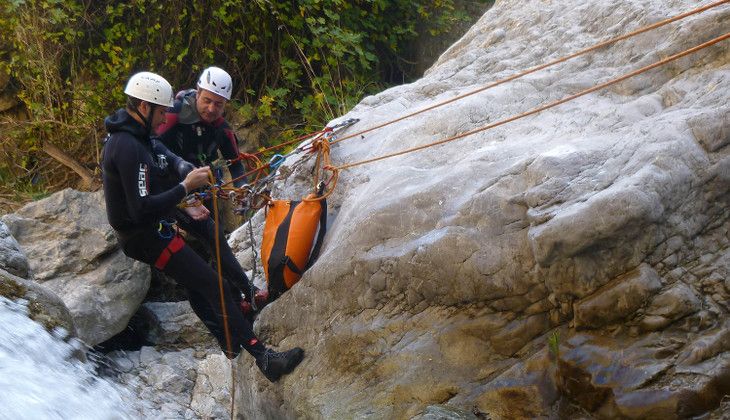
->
333 32 730 171
330 0 729 146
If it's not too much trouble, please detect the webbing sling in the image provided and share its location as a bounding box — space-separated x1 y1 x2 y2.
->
154 235 185 270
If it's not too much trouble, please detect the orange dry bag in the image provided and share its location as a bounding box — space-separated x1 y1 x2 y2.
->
260 196 327 300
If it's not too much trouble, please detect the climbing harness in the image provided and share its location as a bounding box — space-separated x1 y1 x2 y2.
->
156 219 177 239
154 234 185 270
179 118 358 216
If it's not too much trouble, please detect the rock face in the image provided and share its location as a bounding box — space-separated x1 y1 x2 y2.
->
0 267 76 337
0 220 29 278
137 301 216 347
229 0 730 418
2 189 149 346
105 347 233 419
0 218 82 362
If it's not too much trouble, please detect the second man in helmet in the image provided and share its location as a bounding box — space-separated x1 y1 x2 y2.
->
157 66 246 194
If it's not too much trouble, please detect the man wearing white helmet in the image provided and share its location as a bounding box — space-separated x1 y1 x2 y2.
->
157 66 246 189
156 65 268 311
102 71 304 382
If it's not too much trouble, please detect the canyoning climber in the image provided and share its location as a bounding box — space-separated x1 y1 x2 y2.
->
155 64 270 312
156 66 246 213
101 71 304 382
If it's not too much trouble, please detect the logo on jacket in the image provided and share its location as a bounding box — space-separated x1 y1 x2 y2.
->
156 154 168 170
138 163 149 197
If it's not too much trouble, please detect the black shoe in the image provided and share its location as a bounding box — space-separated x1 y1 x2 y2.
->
255 347 304 382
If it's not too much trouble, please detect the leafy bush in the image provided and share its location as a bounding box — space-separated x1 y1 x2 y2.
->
0 0 488 209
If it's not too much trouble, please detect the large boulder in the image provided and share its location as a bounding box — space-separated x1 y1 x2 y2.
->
2 189 150 346
229 0 730 418
0 220 29 278
137 301 216 347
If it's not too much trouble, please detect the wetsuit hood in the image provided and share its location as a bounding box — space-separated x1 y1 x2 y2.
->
104 108 148 139
175 90 201 125
172 89 225 126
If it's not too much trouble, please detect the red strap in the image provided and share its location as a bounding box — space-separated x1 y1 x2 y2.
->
154 235 185 270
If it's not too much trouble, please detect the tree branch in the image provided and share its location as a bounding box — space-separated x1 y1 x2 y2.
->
42 141 98 190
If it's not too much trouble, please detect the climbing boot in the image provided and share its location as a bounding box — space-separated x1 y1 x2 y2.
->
255 347 304 382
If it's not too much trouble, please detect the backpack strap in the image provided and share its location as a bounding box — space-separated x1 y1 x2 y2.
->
282 256 303 275
305 198 327 270
267 201 299 299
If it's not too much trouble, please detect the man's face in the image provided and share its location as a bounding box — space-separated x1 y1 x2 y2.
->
149 105 168 131
196 88 227 123
134 102 167 131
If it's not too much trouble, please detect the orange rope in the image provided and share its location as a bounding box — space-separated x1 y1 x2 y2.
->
180 3 728 203
303 136 340 201
223 163 272 188
219 123 348 190
333 32 730 171
253 128 329 157
208 171 236 415
330 0 729 146
208 172 233 354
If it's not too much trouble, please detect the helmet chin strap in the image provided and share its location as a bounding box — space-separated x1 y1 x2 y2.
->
132 102 156 137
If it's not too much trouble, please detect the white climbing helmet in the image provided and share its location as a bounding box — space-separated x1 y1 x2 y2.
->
124 72 174 107
197 66 233 100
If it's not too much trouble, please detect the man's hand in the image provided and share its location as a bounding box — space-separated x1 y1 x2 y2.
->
183 204 210 221
182 166 211 192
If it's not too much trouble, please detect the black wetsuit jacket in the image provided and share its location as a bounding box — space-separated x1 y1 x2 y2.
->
102 108 188 239
102 109 259 356
157 90 245 187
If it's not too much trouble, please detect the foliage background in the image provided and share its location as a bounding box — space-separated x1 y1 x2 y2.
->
0 0 491 211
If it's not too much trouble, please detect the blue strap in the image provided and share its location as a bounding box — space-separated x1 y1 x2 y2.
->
269 154 285 171
214 167 223 185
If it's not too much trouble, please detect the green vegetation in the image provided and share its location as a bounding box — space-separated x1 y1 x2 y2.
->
0 0 490 211
548 330 560 361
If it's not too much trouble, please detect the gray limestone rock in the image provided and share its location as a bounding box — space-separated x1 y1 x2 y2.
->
227 0 730 418
2 189 150 345
0 220 29 278
4 0 729 418
0 266 76 337
138 301 216 347
190 354 232 419
573 264 663 329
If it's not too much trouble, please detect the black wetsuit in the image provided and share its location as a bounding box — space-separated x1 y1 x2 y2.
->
102 108 259 357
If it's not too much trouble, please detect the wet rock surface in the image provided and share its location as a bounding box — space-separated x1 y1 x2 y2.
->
1 0 729 418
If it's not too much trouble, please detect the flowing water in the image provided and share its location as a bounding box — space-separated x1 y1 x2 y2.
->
0 296 149 420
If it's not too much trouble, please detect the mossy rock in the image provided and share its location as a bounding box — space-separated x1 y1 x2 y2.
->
0 268 77 337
